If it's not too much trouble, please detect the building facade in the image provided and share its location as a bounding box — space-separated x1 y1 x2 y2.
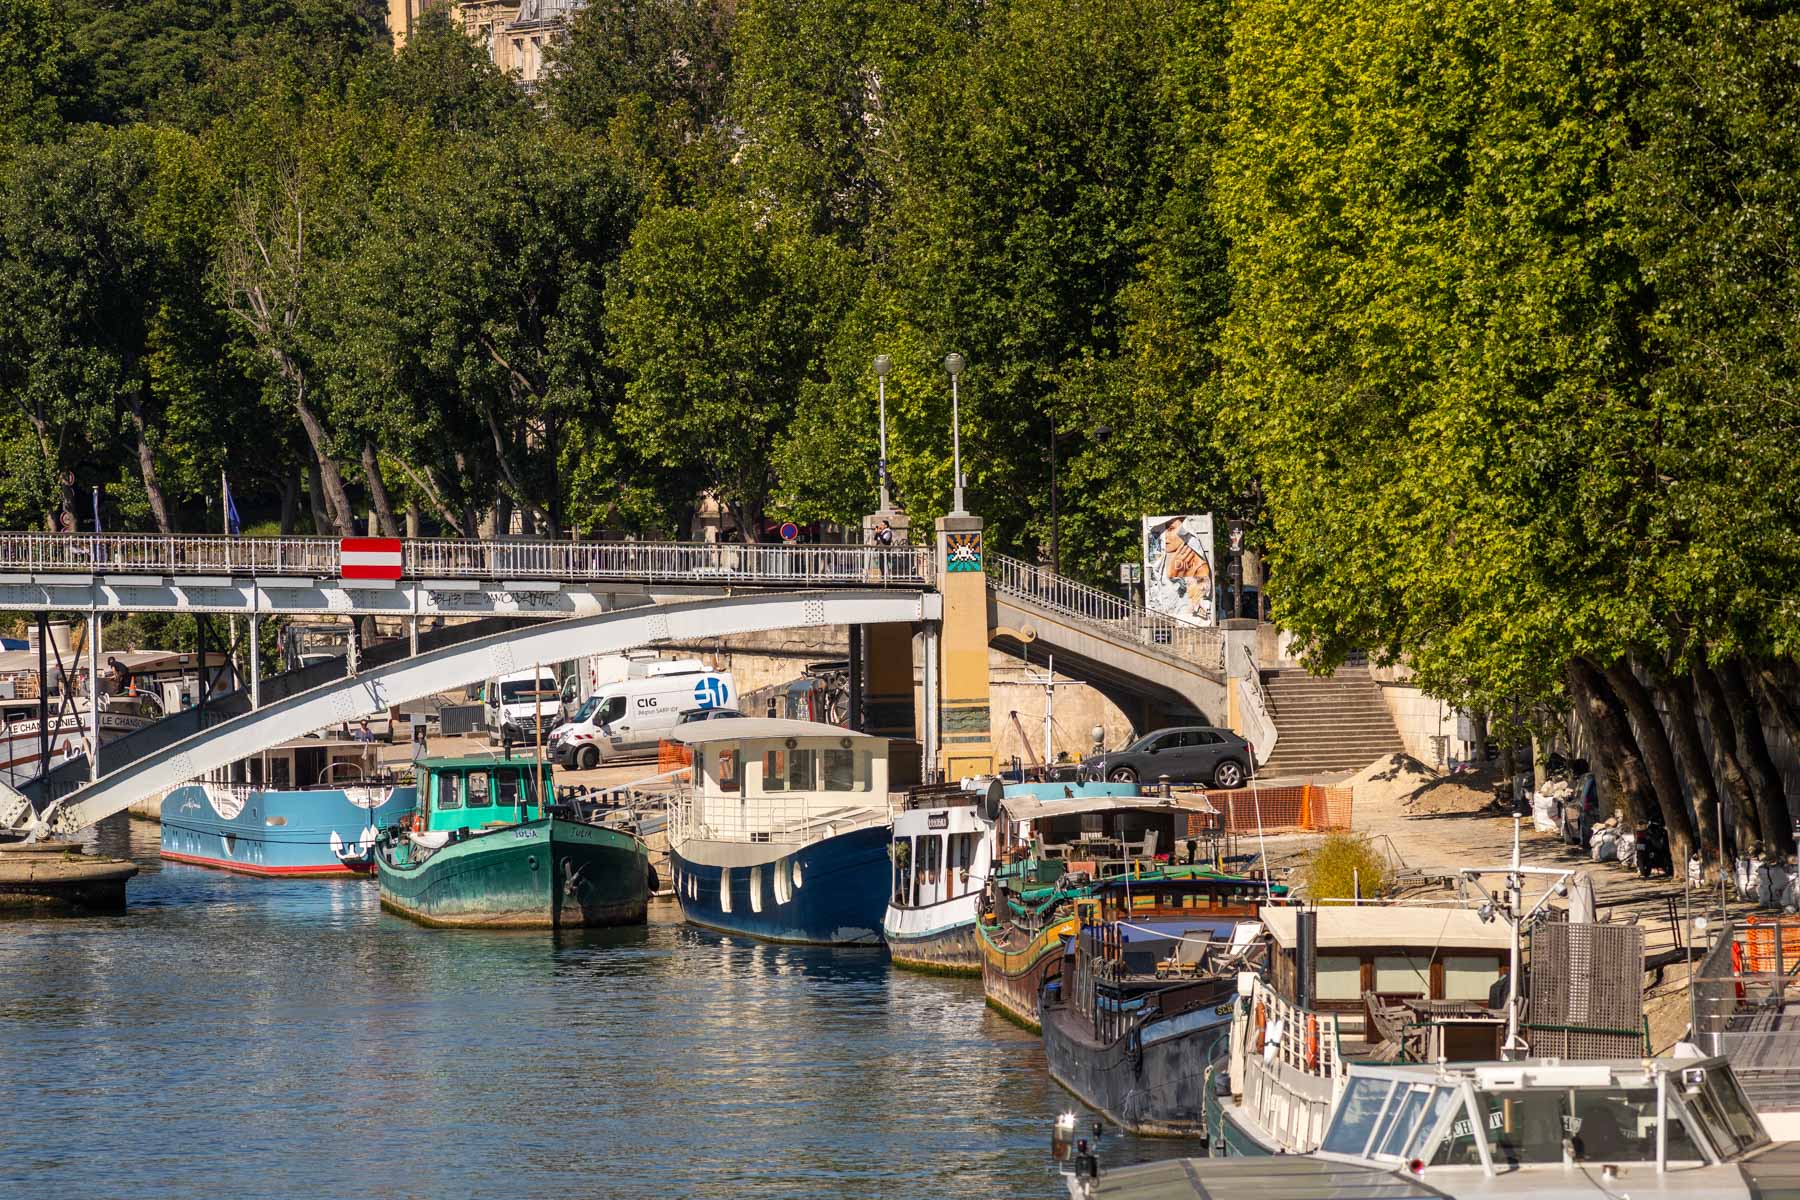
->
454 0 582 87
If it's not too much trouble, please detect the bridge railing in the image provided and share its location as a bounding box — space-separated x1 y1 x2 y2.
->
0 534 933 586
986 553 1224 671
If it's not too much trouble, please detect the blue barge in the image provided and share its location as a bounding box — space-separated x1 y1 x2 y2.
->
667 718 893 945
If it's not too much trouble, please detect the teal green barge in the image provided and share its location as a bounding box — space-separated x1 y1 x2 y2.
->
376 755 648 929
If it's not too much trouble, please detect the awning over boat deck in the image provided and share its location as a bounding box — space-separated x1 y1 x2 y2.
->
667 717 884 745
1084 1156 1451 1199
1261 905 1512 953
998 793 1219 823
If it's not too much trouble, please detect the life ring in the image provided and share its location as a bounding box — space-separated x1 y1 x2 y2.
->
409 811 424 834
1732 941 1747 1000
1305 1015 1320 1071
1253 1000 1267 1052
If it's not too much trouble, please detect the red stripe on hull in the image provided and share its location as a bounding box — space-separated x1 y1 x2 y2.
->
159 850 371 878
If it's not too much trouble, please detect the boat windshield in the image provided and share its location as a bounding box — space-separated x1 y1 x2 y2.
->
1679 1065 1767 1158
1428 1087 1706 1168
1322 1079 1459 1160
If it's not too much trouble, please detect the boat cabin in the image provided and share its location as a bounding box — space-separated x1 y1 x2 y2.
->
890 782 991 913
1263 907 1511 1051
997 790 1227 878
416 755 550 834
669 718 889 846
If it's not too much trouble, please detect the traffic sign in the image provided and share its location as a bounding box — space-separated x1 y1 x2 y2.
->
779 522 799 543
340 537 403 581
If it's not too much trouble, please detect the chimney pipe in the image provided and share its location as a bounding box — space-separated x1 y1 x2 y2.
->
1295 909 1317 1009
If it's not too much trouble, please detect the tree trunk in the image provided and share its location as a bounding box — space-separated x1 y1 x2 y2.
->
1694 662 1766 852
1658 669 1722 861
1754 662 1800 760
1719 658 1793 854
278 472 300 535
123 390 174 533
1470 710 1490 766
288 380 354 535
1566 658 1653 827
305 461 329 536
1604 658 1697 866
360 442 402 539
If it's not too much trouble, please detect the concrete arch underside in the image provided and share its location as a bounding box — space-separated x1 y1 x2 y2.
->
988 594 1225 725
25 589 937 838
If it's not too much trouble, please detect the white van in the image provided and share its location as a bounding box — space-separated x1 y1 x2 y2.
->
484 668 563 740
548 665 736 769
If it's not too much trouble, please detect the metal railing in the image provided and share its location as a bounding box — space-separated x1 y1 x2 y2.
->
0 533 934 587
986 553 1224 671
668 783 896 846
1234 974 1348 1154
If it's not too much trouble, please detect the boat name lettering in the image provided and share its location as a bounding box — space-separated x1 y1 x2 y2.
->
927 811 949 830
514 829 536 839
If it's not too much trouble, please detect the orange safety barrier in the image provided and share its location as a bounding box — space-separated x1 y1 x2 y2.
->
1207 784 1354 834
657 739 693 775
1743 916 1800 973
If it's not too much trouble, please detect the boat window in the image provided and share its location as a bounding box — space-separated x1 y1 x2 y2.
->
271 757 290 788
435 774 462 810
1373 1085 1433 1158
1566 1089 1702 1162
821 748 863 792
1374 955 1430 995
894 837 913 904
495 771 522 809
763 750 790 792
718 750 741 793
1320 1078 1396 1156
1435 1091 1567 1168
468 770 492 808
1316 955 1363 1001
1443 956 1501 1001
920 835 943 894
1687 1067 1767 1156
1403 1087 1461 1161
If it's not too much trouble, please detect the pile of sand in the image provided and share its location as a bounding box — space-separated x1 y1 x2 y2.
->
1345 752 1439 808
1345 753 1505 816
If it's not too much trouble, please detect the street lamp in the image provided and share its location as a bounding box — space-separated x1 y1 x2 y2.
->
944 353 966 515
873 354 893 511
1049 423 1110 576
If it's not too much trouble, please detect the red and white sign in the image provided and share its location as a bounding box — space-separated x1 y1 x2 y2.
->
340 537 404 582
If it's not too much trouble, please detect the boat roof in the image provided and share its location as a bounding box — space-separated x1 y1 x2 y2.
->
415 754 550 770
667 717 883 746
1091 865 1281 892
1000 792 1220 822
1261 905 1512 952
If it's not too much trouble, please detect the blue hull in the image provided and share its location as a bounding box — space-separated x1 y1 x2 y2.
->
161 783 418 876
671 824 891 945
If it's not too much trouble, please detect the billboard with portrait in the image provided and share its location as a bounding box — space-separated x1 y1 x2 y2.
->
1142 514 1216 627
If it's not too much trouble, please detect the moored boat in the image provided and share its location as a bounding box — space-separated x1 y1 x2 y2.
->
978 784 1246 1031
667 718 894 945
1083 1056 1781 1200
376 754 648 929
1041 874 1266 1135
882 779 998 974
160 738 414 876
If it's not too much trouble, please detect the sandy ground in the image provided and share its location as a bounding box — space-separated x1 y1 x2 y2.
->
1254 754 1756 1053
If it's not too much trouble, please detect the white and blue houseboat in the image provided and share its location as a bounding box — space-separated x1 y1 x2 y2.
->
160 736 416 877
667 718 894 945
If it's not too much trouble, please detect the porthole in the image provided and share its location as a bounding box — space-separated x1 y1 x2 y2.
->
792 859 803 890
749 865 763 913
528 855 538 871
720 866 732 913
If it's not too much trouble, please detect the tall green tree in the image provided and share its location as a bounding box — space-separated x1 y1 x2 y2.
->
609 197 854 536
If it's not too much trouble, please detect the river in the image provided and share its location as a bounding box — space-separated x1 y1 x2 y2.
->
0 818 1194 1198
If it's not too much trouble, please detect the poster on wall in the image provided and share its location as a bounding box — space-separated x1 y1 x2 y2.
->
1142 514 1216 627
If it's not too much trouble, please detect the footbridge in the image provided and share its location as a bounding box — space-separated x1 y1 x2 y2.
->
5 590 938 839
0 527 1235 833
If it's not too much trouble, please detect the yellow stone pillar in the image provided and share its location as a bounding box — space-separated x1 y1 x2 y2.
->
860 509 917 744
935 513 995 779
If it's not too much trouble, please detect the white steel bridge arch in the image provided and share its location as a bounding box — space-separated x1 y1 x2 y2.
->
20 589 938 838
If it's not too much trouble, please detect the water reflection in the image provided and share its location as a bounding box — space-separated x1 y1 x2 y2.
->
0 817 1199 1198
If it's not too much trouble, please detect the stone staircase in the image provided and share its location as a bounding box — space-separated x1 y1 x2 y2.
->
1256 666 1405 778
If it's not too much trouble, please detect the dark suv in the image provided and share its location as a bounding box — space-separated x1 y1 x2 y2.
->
1079 726 1253 788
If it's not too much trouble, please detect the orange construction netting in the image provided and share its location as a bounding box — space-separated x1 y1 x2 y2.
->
1203 784 1354 833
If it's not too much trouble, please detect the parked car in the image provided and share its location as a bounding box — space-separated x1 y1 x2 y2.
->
1079 726 1252 788
675 708 746 726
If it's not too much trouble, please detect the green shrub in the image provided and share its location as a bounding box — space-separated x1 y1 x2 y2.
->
1297 833 1390 905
